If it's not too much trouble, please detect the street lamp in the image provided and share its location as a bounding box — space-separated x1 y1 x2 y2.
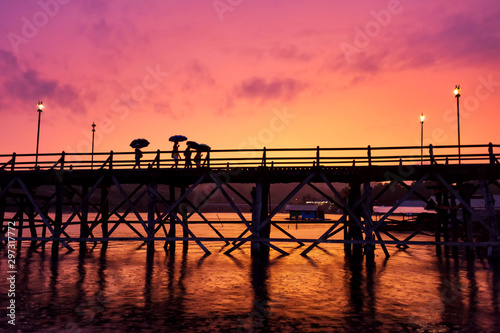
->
454 85 461 164
91 122 96 169
420 113 425 165
35 101 44 169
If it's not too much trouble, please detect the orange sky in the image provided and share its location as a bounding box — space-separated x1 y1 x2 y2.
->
1 0 499 157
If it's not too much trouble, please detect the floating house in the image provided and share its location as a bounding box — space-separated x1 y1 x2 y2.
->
285 204 325 220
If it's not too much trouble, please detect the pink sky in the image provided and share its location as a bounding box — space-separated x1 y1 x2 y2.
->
1 0 500 157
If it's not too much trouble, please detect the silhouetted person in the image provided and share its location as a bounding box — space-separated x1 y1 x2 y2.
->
133 148 142 169
193 151 202 168
184 146 192 168
171 142 180 168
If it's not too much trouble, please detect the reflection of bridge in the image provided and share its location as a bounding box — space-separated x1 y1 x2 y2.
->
1 143 500 259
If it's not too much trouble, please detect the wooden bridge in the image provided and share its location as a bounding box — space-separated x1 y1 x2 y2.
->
2 143 500 259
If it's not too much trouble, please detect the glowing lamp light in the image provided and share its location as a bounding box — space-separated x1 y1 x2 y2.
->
454 85 460 96
420 113 425 123
37 101 44 110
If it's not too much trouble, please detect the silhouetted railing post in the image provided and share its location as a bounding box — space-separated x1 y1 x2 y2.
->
11 153 16 171
206 151 210 168
316 146 320 166
367 145 371 166
109 151 113 170
262 147 267 167
489 142 499 165
60 151 65 170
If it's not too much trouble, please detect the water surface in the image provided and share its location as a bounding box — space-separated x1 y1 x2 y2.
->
1 216 500 332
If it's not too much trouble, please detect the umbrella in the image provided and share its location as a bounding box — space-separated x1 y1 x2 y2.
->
186 141 199 149
169 135 188 142
130 138 150 149
197 143 211 152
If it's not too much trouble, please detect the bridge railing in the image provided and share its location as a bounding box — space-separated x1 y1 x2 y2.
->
1 143 499 171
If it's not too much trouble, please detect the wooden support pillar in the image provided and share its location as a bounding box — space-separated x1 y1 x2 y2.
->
52 183 63 254
442 191 450 256
41 206 47 251
344 215 350 255
165 185 176 253
251 181 270 256
480 179 500 257
435 191 443 256
348 182 363 259
100 186 109 249
461 184 474 258
28 200 37 250
450 195 459 257
363 182 375 261
180 187 188 253
147 182 157 253
79 186 89 254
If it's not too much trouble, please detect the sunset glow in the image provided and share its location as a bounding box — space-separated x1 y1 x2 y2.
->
1 0 499 155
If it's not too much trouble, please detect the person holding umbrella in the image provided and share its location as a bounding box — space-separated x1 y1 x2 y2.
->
184 146 192 168
185 141 199 168
171 142 180 168
130 138 149 169
169 135 187 168
134 148 143 169
193 150 202 168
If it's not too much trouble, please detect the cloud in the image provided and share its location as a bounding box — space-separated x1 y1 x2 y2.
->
181 59 216 92
0 49 85 114
268 43 314 62
324 5 500 81
228 43 315 63
235 77 308 102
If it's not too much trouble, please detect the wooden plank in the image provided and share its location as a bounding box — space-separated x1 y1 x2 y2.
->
259 172 317 231
319 172 369 234
147 185 211 254
370 173 429 233
17 178 73 251
436 173 496 235
112 176 153 238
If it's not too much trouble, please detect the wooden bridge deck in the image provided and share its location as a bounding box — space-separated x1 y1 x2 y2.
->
1 143 500 259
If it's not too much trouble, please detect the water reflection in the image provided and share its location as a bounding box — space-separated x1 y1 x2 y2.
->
1 236 500 332
248 255 270 331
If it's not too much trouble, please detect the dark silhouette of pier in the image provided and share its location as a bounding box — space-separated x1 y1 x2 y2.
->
1 143 500 259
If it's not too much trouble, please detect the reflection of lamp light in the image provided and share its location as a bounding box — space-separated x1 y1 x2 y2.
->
454 85 461 164
420 113 425 165
35 101 43 169
91 122 96 169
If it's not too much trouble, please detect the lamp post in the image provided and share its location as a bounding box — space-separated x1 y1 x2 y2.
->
454 85 461 164
420 113 425 165
35 101 43 169
91 122 96 169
